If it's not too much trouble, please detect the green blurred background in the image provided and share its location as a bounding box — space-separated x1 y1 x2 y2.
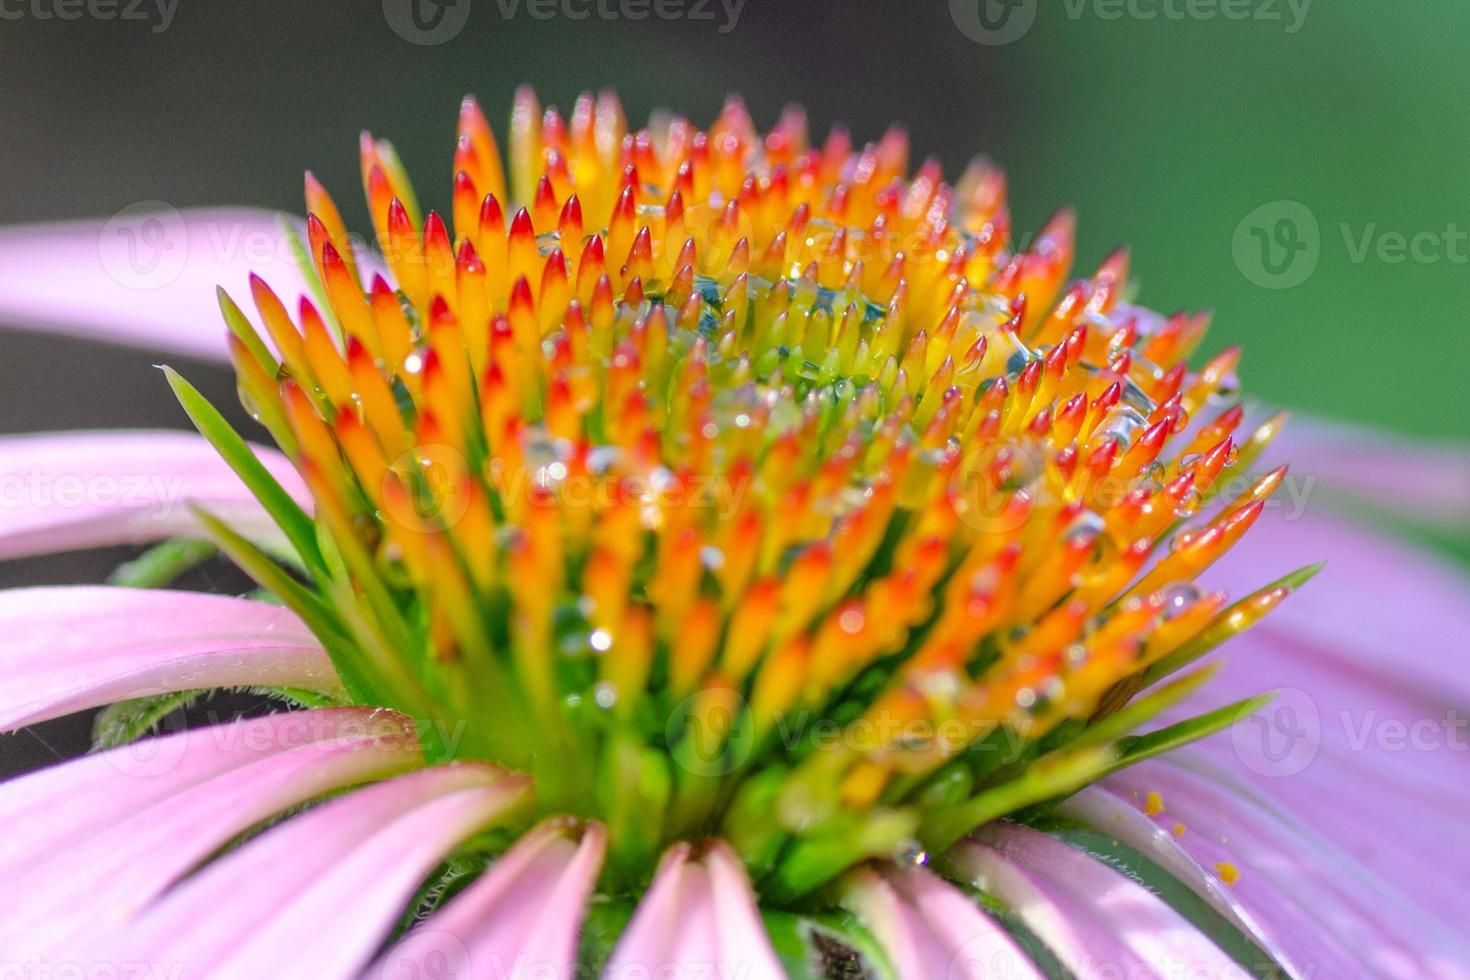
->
3 2 1467 439
0 0 1466 771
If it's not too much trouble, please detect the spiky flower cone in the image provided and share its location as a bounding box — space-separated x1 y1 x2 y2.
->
194 87 1303 910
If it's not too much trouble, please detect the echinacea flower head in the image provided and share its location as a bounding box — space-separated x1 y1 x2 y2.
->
206 89 1298 888
2 87 1467 978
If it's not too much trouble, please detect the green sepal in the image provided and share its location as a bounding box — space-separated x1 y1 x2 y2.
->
1078 665 1222 750
1108 693 1275 775
764 807 919 904
920 746 1118 854
190 505 378 708
108 538 214 588
577 900 635 977
91 690 203 749
164 367 324 576
1146 563 1323 683
247 686 344 709
599 732 673 887
217 287 278 377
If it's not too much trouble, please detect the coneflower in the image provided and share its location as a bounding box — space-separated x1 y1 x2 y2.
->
1 89 1467 978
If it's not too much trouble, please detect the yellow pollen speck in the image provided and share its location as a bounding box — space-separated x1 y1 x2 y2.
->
1214 862 1241 887
1144 791 1164 816
1172 823 1186 837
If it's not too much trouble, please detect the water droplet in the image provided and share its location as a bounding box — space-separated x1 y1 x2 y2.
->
236 384 264 423
589 629 613 652
1174 487 1203 519
586 445 621 474
593 682 617 709
1067 509 1107 539
897 844 929 867
1160 583 1202 620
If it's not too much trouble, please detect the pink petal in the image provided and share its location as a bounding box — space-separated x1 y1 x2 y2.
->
1058 785 1335 980
1171 629 1470 915
605 840 783 978
85 763 530 979
0 586 341 730
1272 415 1470 528
0 709 421 959
841 864 1041 979
1205 505 1470 704
1169 502 1470 928
0 209 313 363
377 819 606 980
0 708 394 869
1102 758 1470 979
944 823 1240 979
0 429 308 560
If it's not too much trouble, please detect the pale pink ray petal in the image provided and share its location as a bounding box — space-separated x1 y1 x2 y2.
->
0 707 396 869
1104 757 1470 980
85 764 529 979
603 842 697 976
1271 415 1470 528
944 823 1241 980
1058 785 1339 980
0 209 311 363
1173 500 1470 926
840 864 1041 979
604 841 784 979
701 841 786 974
1169 632 1470 921
0 714 422 959
0 586 341 730
377 819 606 980
1204 505 1470 704
0 429 308 560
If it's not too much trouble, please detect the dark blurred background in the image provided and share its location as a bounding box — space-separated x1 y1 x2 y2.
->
2 1 1468 772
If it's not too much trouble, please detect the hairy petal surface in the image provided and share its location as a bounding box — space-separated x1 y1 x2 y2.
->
0 429 305 559
1172 503 1470 930
841 864 1041 980
605 840 784 979
1058 785 1344 980
0 708 393 869
376 819 607 980
83 764 529 979
0 709 420 959
0 209 310 362
943 823 1240 980
1103 758 1470 980
0 585 341 729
